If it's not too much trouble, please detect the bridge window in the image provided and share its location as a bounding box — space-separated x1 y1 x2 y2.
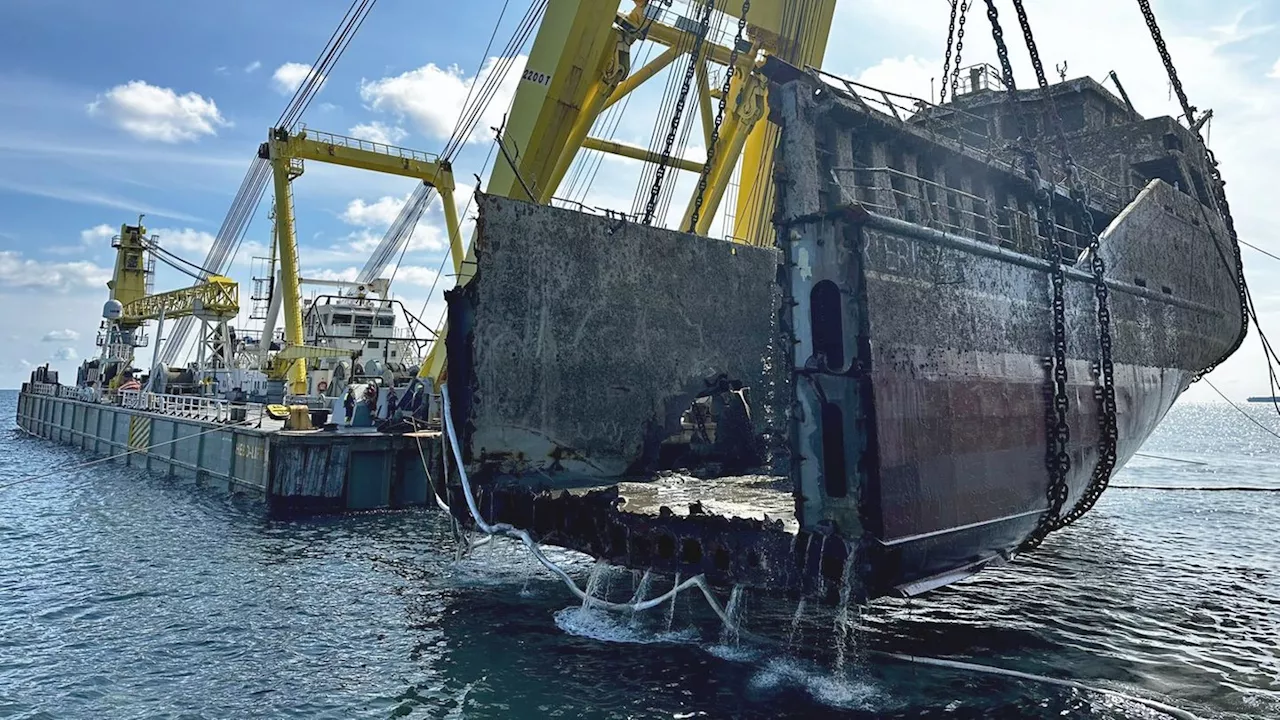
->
331 313 352 325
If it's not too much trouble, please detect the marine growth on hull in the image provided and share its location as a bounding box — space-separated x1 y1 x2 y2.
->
443 59 1245 603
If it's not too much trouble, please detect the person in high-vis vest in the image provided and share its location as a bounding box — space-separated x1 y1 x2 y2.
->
119 370 141 393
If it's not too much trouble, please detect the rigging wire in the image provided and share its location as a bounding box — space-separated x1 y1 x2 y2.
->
143 240 219 281
162 0 377 365
1203 379 1280 441
632 2 702 221
373 0 544 290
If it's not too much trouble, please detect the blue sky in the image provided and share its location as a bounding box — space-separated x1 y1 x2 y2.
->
1 0 1279 401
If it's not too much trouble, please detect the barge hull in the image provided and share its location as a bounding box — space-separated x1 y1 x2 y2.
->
15 387 444 513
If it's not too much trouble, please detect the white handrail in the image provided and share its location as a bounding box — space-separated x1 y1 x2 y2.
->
117 390 262 423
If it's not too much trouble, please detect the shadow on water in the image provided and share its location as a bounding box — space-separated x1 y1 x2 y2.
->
1 393 1278 719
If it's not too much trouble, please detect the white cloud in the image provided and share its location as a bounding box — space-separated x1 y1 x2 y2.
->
339 190 455 254
272 62 326 95
359 55 527 143
87 80 229 143
393 265 442 287
350 121 408 146
153 227 216 257
1269 58 1280 79
42 329 80 342
0 251 111 293
245 60 262 74
855 55 935 102
80 224 115 246
300 267 359 283
341 193 408 228
50 347 77 362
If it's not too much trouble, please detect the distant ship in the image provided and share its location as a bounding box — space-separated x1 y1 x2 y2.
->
1247 397 1280 403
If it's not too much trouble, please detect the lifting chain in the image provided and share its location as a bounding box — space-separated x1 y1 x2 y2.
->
643 0 717 226
982 0 1072 551
938 1 960 104
1136 0 1249 379
992 0 1116 547
688 0 751 233
1011 0 1118 536
949 1 971 101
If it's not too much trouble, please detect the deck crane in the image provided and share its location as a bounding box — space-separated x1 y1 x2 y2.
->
260 126 467 395
94 220 242 391
413 0 838 386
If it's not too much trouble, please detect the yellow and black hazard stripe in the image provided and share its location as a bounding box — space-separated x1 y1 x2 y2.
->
127 415 152 451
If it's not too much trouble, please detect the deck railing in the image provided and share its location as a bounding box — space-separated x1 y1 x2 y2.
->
837 165 1088 262
118 390 260 424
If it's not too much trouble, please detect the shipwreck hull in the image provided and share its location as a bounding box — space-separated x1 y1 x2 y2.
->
773 67 1243 597
443 65 1244 601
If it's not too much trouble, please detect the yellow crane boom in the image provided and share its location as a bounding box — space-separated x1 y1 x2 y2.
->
118 276 240 323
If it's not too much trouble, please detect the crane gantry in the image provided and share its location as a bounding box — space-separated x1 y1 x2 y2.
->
260 126 466 395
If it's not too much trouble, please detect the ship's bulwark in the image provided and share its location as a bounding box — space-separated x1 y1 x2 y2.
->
446 69 1244 600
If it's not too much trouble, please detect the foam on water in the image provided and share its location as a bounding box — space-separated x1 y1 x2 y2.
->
553 606 700 645
749 657 879 711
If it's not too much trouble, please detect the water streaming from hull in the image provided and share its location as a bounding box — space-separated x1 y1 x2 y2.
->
665 572 681 633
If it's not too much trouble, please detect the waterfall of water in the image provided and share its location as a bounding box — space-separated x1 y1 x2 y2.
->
628 570 654 629
787 598 808 649
833 547 860 674
582 561 607 610
664 572 682 633
719 585 746 646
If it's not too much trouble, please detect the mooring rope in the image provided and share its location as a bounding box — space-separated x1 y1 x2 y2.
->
438 385 740 629
873 653 1201 720
2 411 262 492
1112 485 1280 492
1132 451 1207 465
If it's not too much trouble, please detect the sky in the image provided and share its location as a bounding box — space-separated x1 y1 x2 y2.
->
0 0 1278 403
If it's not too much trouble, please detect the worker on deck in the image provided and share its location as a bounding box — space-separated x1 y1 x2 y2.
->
344 387 356 424
119 371 141 393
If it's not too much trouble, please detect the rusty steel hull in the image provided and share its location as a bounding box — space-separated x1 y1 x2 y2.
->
773 67 1244 598
443 67 1245 602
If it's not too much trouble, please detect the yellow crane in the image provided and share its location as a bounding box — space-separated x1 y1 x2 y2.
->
119 275 240 324
261 127 467 395
416 0 837 386
97 221 242 390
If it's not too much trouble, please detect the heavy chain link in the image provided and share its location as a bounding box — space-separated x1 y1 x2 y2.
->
688 0 750 232
939 1 960 104
643 0 717 226
949 1 970 100
981 0 1072 551
1136 0 1248 379
1004 0 1118 546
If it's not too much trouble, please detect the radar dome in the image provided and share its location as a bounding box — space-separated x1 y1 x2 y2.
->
103 299 123 320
